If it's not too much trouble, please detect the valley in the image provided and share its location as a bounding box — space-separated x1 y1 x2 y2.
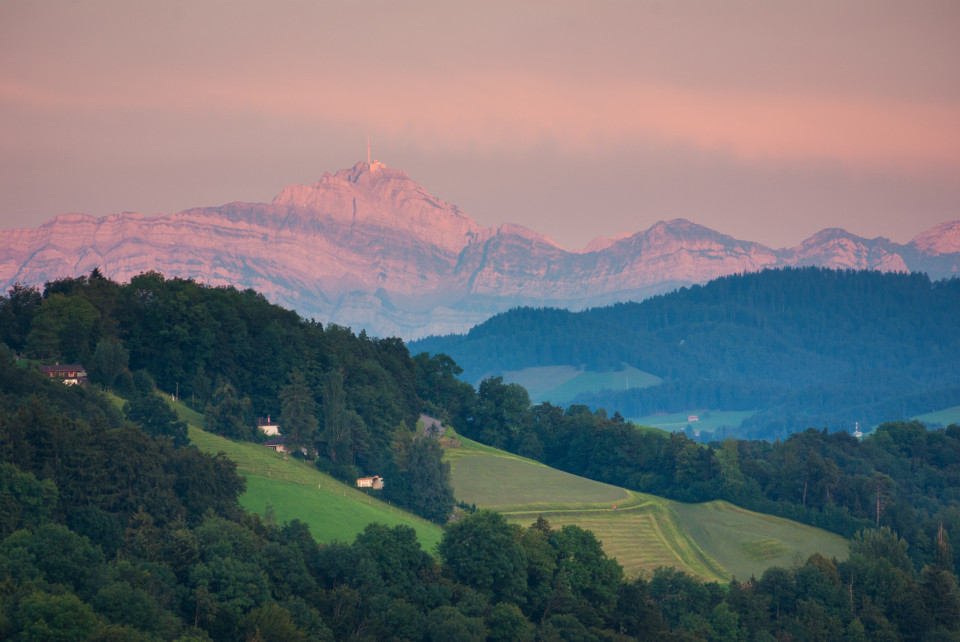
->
412 268 960 440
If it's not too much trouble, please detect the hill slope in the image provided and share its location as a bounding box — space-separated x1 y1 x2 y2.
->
188 425 443 551
162 386 446 551
412 268 960 439
444 429 847 581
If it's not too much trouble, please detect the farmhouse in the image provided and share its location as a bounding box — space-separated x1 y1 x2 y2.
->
262 435 291 454
356 475 384 490
38 363 88 386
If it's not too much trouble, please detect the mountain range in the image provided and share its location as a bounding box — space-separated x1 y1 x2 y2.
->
2 161 958 339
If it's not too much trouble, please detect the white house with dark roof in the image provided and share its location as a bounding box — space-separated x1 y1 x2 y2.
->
258 415 280 436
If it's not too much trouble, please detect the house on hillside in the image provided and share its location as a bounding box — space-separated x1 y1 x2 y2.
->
262 435 291 454
356 475 384 490
258 415 280 436
38 363 88 386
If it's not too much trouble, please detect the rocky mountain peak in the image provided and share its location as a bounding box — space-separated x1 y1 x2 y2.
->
783 228 909 272
912 221 960 255
271 161 490 255
495 223 562 248
0 162 957 340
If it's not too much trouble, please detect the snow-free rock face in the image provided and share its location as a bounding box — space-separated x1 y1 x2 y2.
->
912 221 960 256
1 161 957 339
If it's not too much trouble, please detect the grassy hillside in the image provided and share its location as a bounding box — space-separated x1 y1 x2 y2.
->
163 399 445 551
444 429 847 582
499 364 661 405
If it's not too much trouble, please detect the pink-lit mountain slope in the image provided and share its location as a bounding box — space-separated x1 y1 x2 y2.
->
1 162 957 340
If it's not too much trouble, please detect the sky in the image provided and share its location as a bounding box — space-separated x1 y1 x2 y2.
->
1 0 959 251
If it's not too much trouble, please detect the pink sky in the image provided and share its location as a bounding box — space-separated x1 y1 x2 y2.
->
1 0 958 250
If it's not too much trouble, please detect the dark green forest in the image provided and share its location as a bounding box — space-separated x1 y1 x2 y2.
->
0 271 452 524
2 271 960 640
411 268 960 440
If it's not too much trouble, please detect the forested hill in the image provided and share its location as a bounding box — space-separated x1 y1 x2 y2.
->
411 268 960 439
4 271 960 639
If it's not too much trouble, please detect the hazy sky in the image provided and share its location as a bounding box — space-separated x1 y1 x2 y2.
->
2 0 958 250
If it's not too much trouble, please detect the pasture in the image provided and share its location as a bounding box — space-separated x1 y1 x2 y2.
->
498 364 661 405
445 430 847 582
630 409 756 434
914 404 960 427
188 426 444 551
149 392 446 551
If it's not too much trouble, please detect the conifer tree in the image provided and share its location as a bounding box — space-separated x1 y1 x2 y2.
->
279 370 318 455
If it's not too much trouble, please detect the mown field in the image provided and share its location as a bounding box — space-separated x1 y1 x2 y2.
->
498 364 662 405
165 399 444 552
445 429 847 582
914 404 960 427
630 409 756 434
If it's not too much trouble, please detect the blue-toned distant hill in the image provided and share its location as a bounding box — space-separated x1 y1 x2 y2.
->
410 268 960 440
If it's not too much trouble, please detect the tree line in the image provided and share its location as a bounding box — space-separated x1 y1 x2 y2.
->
3 270 960 638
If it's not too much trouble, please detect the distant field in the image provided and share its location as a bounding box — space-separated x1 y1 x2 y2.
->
446 429 846 582
497 365 584 400
914 405 960 427
630 410 756 434
499 364 662 405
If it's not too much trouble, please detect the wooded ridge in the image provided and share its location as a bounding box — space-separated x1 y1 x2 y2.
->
1 270 959 639
412 267 960 440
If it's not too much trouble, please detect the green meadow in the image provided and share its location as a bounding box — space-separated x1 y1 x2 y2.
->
148 395 445 551
190 425 443 551
187 426 444 551
499 364 661 405
445 429 847 582
630 409 756 434
914 404 960 427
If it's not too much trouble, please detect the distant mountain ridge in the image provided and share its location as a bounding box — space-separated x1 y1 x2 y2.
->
1 161 958 339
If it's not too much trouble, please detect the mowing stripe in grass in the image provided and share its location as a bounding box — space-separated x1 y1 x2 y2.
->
444 427 848 583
